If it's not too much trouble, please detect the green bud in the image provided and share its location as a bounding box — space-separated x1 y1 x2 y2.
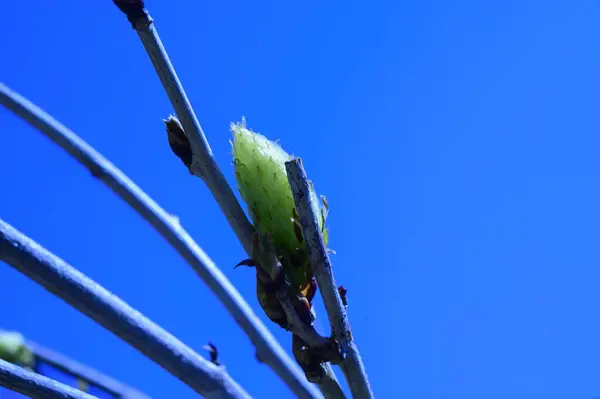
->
231 120 329 292
0 331 34 367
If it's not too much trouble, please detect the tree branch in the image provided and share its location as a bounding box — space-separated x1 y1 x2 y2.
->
0 359 98 399
110 1 344 396
286 158 374 399
0 82 323 398
113 0 254 254
26 340 150 399
0 220 251 399
318 364 346 399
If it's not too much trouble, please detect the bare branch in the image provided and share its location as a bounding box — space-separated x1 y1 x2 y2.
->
318 364 346 399
0 220 251 398
26 340 150 399
0 359 98 399
0 82 322 399
113 0 254 254
286 158 374 399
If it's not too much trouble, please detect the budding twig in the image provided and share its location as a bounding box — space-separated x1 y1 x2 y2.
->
110 1 344 395
164 108 340 362
0 82 319 399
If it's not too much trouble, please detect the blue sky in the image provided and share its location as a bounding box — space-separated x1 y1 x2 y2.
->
1 0 600 398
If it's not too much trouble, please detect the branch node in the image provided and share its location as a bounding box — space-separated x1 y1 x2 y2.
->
112 0 152 30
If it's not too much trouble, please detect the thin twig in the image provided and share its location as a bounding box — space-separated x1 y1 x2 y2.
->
0 220 251 399
0 82 322 399
0 359 98 399
317 364 346 399
286 158 374 399
252 236 344 398
113 0 254 254
110 1 344 396
27 340 150 399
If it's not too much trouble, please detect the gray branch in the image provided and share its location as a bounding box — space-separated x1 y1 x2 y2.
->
286 158 374 399
0 82 322 398
0 220 250 399
110 1 344 397
27 340 150 399
317 364 346 399
114 0 254 254
0 359 98 399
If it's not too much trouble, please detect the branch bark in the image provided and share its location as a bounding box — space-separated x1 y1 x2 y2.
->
286 158 374 399
0 220 251 399
27 340 150 399
0 82 322 398
111 1 344 397
317 364 346 399
0 359 98 399
113 0 254 254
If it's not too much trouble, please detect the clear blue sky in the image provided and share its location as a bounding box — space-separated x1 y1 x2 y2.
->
1 1 600 398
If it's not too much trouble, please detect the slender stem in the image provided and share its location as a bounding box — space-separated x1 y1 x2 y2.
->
115 0 254 254
0 359 98 399
111 1 344 396
0 220 251 399
27 340 150 399
317 364 346 399
0 82 322 399
286 158 374 399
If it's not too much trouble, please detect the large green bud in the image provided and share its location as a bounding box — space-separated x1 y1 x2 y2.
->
231 120 329 293
0 331 34 367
